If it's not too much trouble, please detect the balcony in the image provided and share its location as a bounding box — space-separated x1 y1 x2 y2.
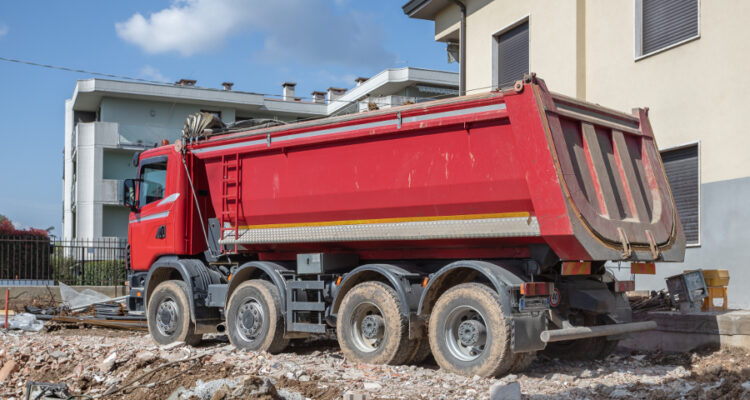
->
101 179 123 205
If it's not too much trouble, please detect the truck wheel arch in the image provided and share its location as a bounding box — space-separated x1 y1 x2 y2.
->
417 260 525 317
145 257 220 323
225 261 290 311
332 264 418 316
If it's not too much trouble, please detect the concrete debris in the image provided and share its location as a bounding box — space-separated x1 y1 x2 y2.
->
490 381 521 400
1 327 749 399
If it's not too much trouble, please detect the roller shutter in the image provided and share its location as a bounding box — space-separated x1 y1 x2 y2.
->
661 145 699 245
496 21 529 88
642 0 699 55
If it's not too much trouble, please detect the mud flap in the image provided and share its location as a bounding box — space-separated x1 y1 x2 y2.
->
511 313 548 352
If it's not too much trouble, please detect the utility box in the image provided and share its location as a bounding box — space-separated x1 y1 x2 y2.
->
666 270 708 313
296 253 359 275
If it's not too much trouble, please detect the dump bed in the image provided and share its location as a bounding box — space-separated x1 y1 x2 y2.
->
188 76 684 263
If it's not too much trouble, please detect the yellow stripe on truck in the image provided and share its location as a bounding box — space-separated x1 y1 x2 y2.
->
238 212 531 230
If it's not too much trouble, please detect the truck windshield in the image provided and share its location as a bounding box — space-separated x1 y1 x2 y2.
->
139 161 167 207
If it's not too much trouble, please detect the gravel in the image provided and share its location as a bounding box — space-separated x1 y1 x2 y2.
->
1 326 749 399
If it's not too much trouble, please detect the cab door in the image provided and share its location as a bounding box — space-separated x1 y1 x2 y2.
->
128 155 175 270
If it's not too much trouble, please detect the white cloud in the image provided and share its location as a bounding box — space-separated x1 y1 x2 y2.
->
140 65 170 83
115 0 396 68
0 23 8 37
115 0 246 56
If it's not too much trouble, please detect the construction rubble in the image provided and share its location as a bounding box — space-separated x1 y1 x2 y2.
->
0 326 749 400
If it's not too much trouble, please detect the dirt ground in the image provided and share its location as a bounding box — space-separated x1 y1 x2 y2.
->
1 324 749 399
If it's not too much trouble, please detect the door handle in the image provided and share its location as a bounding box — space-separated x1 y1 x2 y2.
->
156 225 166 239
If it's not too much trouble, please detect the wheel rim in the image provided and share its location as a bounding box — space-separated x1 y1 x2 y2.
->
236 298 265 342
349 302 385 353
156 298 179 336
444 305 488 361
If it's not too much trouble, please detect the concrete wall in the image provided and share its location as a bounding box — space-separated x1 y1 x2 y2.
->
630 177 750 309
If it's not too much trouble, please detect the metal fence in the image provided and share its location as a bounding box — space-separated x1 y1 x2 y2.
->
0 236 127 287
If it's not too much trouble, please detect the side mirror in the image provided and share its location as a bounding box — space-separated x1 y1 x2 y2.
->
123 179 138 212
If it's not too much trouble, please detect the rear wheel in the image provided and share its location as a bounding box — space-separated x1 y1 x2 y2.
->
337 282 413 365
226 280 289 353
147 280 202 346
428 283 515 377
404 338 432 365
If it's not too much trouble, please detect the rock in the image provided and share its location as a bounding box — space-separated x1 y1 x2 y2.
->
742 381 750 391
49 351 67 359
99 352 117 373
160 341 185 350
610 388 631 398
343 391 367 400
135 351 157 367
232 376 278 398
0 360 17 382
209 384 231 400
490 382 521 400
472 375 482 381
298 374 310 382
363 382 382 391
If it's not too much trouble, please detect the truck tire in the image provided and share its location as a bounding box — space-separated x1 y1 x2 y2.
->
147 280 202 346
337 282 413 365
428 283 515 377
404 338 432 365
226 280 289 353
510 352 536 373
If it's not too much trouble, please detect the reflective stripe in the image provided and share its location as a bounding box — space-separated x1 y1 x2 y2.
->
157 193 180 206
221 215 540 245
129 210 170 224
630 262 656 275
192 103 507 155
561 261 591 275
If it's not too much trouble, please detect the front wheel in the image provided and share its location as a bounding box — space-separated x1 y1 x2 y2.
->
428 283 515 377
147 280 202 346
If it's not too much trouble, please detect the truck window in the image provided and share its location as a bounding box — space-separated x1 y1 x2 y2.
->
139 161 167 207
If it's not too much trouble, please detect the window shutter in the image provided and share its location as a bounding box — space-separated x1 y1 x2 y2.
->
497 21 529 88
642 0 699 55
661 145 699 245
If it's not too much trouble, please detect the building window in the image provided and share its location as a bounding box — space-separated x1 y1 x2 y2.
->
493 19 529 89
661 143 700 245
636 0 699 59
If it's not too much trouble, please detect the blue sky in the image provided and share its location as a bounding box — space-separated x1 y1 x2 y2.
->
0 0 454 235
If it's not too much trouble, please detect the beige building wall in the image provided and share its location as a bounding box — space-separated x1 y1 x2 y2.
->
432 0 750 183
434 0 584 98
586 0 750 184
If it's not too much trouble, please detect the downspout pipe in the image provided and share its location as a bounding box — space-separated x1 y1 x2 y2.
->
452 0 466 96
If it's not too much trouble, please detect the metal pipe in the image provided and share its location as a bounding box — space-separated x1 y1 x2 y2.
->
540 320 657 343
452 0 466 96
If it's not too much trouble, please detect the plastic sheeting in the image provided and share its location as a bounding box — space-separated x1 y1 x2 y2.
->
59 283 111 310
1 312 44 331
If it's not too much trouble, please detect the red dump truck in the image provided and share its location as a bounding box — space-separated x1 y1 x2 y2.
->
122 75 684 377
